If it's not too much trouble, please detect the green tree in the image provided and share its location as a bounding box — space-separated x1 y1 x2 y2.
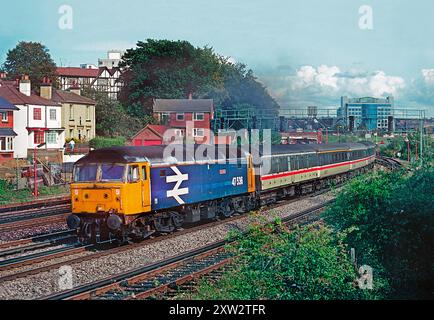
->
82 88 147 138
192 220 383 300
119 39 224 116
323 167 434 299
2 41 57 91
119 39 280 121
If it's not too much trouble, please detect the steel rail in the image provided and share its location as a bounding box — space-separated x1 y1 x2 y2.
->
42 201 330 301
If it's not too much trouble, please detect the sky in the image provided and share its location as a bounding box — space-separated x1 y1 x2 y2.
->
1 0 433 115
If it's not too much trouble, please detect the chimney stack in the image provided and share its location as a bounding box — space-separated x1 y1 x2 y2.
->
70 81 81 96
0 72 6 79
40 77 53 100
19 75 31 96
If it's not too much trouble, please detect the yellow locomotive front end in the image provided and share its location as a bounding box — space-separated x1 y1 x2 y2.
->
68 161 151 242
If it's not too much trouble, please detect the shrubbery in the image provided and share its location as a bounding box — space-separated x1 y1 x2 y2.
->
190 218 384 300
324 166 434 299
89 136 127 149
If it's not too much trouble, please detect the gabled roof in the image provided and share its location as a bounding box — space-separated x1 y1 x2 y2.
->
51 89 96 105
153 99 213 113
147 125 169 137
0 85 60 106
57 67 100 78
0 96 19 110
131 125 169 140
0 128 17 137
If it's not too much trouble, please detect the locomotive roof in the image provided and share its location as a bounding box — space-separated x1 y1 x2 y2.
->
75 145 250 165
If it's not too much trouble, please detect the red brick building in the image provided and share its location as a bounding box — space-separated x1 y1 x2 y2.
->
129 125 169 146
153 99 214 144
0 96 19 163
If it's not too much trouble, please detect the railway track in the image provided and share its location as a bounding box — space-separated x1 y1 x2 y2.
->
0 196 71 234
0 196 70 215
0 190 331 284
42 202 329 300
0 230 85 272
375 156 404 170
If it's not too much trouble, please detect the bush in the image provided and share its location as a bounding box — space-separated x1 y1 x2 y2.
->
190 220 384 300
323 166 434 299
89 136 126 149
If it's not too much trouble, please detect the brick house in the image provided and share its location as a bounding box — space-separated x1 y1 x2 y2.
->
0 96 19 163
0 76 65 161
153 99 214 144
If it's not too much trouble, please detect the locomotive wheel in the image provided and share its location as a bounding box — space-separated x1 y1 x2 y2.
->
218 199 234 218
171 211 184 229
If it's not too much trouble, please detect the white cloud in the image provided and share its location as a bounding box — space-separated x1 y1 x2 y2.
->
422 69 434 84
259 65 433 116
292 65 340 90
288 65 405 98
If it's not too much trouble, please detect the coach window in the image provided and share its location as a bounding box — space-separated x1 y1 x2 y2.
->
279 156 288 172
128 165 140 183
271 157 280 173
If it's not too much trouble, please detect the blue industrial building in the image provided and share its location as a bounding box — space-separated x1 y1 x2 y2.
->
338 96 394 131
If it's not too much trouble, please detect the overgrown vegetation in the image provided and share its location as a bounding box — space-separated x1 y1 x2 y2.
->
190 216 385 300
0 179 69 205
379 132 434 163
89 136 126 149
190 165 433 300
323 166 434 299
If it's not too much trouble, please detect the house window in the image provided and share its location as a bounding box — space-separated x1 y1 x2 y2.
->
193 128 205 138
176 113 185 121
0 137 13 151
69 105 74 120
174 129 184 137
1 112 7 122
49 109 57 121
194 113 204 121
161 113 170 124
33 108 41 120
47 131 57 144
86 106 91 120
34 131 45 145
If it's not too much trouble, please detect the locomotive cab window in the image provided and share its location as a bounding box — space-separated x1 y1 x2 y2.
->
73 164 98 182
128 165 140 183
101 164 125 182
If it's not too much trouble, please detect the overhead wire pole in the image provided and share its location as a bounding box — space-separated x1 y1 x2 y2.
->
420 116 424 162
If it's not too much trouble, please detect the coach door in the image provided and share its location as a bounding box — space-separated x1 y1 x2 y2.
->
141 164 151 212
